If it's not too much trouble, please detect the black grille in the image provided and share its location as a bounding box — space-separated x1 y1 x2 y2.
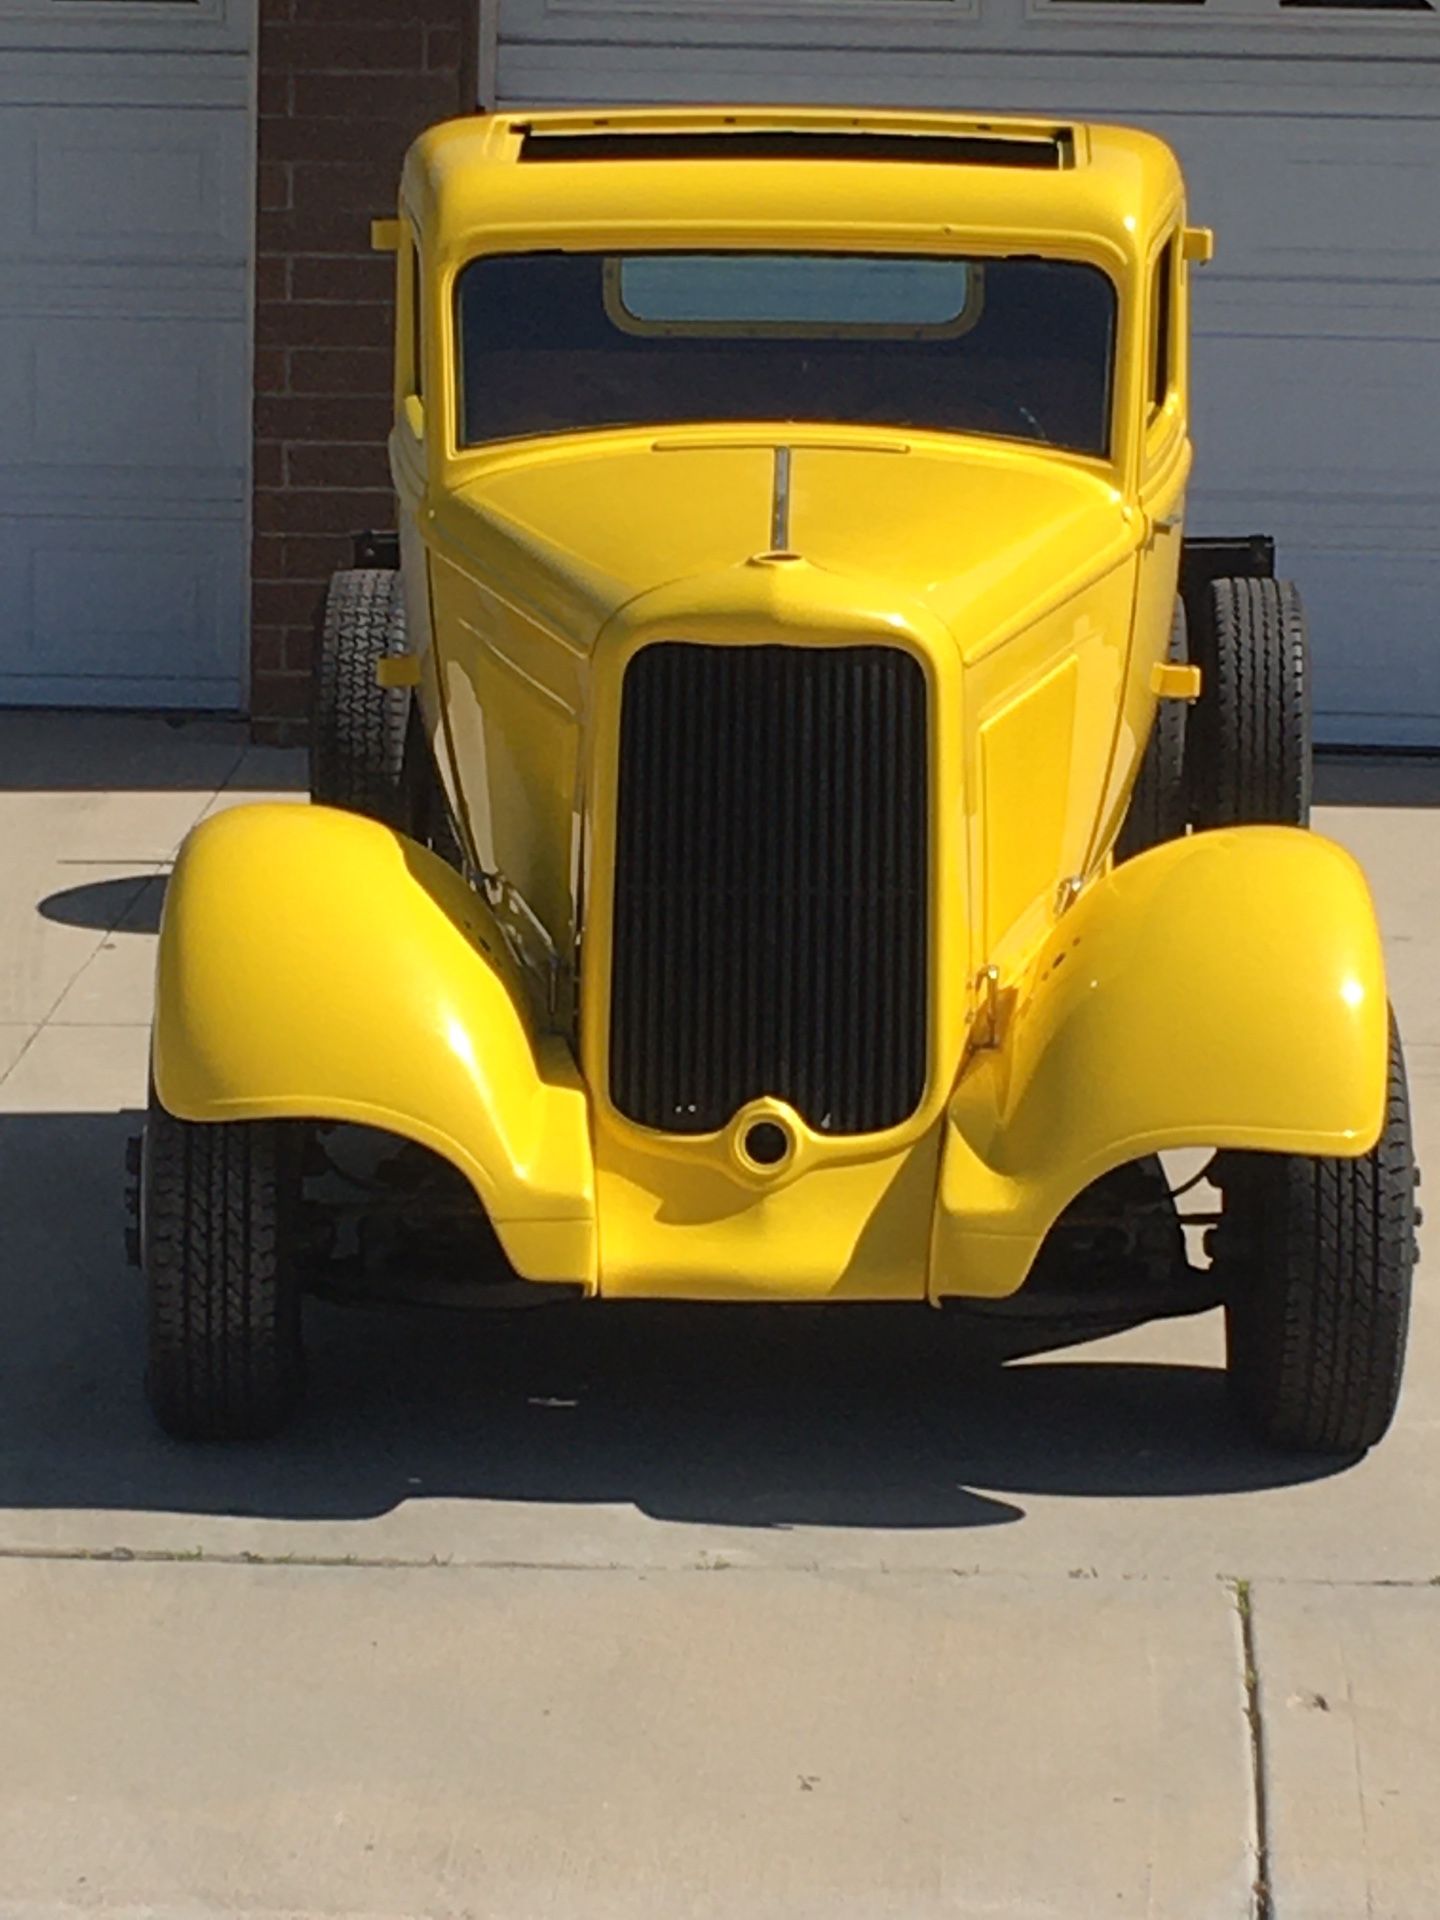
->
609 642 928 1135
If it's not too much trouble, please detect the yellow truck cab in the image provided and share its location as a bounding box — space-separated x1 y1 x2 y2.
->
137 108 1417 1455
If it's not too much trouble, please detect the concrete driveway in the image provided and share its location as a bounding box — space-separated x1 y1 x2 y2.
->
1 713 1437 1919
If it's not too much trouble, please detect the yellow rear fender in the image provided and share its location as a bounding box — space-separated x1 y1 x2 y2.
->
933 827 1389 1301
152 804 595 1287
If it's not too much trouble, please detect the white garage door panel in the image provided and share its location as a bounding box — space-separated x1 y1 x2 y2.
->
0 27 253 711
0 520 246 705
20 115 253 262
0 313 249 481
499 0 1435 65
0 0 248 55
495 40 1439 111
1291 556 1438 748
1190 334 1440 498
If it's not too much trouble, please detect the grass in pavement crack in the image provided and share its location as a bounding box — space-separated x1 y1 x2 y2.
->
1233 1579 1273 1920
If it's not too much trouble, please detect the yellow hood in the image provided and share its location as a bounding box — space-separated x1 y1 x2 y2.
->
443 432 1135 660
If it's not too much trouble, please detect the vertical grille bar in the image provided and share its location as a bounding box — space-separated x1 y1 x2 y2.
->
609 642 928 1135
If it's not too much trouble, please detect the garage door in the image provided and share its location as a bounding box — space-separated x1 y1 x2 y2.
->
492 0 1440 748
0 0 255 710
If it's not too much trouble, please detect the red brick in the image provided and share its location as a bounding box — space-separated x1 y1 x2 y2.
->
286 442 393 490
253 346 289 395
291 253 392 303
251 671 313 721
292 71 458 124
425 25 462 71
268 23 426 72
253 440 284 488
254 580 328 627
290 158 404 220
252 542 345 591
257 207 386 258
287 347 393 396
254 487 395 534
257 161 291 212
268 535 352 584
255 254 290 303
259 115 417 168
252 0 468 736
256 299 391 350
257 393 393 443
251 625 287 673
283 624 324 672
294 0 461 25
257 68 291 117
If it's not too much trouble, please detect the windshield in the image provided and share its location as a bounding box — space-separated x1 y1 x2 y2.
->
455 250 1117 457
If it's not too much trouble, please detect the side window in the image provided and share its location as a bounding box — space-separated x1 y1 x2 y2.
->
1150 236 1176 416
409 231 424 403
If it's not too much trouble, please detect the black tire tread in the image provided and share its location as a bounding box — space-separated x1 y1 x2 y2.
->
310 568 409 827
1190 576 1312 829
1221 1018 1416 1454
144 1100 304 1442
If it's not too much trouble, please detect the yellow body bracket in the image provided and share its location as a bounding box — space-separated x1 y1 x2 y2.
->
1182 226 1216 265
376 654 421 689
370 218 402 253
1152 660 1202 701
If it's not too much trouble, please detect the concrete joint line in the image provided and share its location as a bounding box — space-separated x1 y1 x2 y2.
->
1234 1578 1274 1920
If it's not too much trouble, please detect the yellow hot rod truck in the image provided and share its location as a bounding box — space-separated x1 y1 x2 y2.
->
133 108 1418 1452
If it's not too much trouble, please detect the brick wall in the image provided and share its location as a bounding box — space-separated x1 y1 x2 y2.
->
252 0 475 740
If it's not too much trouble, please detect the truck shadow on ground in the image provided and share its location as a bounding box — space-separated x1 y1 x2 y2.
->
0 711 308 794
0 1111 1348 1533
38 875 167 937
1313 754 1440 809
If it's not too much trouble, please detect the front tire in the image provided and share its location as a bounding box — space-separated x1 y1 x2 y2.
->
1216 1018 1417 1454
143 1095 305 1441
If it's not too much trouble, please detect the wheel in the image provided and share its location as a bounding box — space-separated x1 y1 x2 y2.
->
310 567 409 828
1115 599 1189 862
142 1091 305 1441
1188 576 1311 829
1216 1017 1417 1454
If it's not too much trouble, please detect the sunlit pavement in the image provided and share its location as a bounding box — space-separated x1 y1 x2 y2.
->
2 713 1437 1918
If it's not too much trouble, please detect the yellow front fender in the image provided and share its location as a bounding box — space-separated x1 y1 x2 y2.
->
153 804 594 1287
933 827 1389 1301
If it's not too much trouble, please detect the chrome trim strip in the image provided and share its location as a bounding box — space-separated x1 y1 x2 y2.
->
770 445 792 553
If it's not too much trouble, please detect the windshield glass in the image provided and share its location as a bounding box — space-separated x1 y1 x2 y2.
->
455 250 1117 457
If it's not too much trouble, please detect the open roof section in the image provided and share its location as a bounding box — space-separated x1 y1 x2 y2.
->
514 123 1076 172
404 108 1183 276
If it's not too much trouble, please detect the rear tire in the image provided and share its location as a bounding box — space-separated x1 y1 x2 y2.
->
143 1094 305 1442
1116 599 1189 862
310 568 409 828
1188 576 1311 829
1216 1018 1417 1454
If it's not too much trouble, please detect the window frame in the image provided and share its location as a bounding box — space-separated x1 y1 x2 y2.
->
599 253 986 342
398 222 427 444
